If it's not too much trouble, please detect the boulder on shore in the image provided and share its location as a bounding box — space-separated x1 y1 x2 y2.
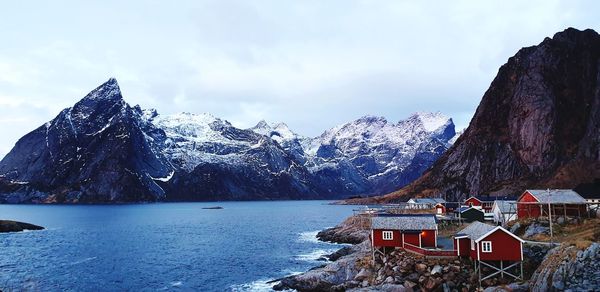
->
0 220 44 233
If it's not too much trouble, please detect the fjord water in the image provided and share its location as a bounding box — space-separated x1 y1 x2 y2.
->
0 201 354 291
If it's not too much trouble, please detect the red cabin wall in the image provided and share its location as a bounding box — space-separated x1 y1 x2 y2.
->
454 238 470 257
477 230 522 261
517 192 540 218
421 230 436 247
372 230 402 247
436 205 446 214
469 240 478 259
403 233 420 246
465 197 482 207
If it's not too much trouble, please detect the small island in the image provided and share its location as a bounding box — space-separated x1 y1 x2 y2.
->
0 220 44 233
202 206 224 210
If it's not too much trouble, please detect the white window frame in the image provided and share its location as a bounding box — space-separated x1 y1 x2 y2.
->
471 239 475 250
382 230 393 241
481 241 492 253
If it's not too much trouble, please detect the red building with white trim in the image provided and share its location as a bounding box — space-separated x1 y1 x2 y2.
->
454 222 524 282
517 189 587 219
371 214 438 250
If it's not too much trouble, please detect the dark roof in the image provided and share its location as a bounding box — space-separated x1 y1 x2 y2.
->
457 206 484 213
468 195 518 202
371 215 437 230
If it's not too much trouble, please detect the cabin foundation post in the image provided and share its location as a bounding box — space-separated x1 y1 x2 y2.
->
521 261 525 280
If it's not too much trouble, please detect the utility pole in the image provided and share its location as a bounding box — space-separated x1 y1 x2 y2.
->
547 188 553 245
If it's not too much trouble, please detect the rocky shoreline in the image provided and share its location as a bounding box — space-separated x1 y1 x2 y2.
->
273 216 485 291
0 220 44 233
276 215 600 291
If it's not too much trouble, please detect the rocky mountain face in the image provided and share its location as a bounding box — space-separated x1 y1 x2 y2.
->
361 28 600 204
0 80 456 203
250 112 455 195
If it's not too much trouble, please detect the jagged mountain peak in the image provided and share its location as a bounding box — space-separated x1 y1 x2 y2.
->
550 27 599 44
81 78 122 102
406 111 452 132
250 120 300 143
1 77 457 202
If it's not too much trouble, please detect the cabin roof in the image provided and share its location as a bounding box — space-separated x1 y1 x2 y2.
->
457 206 483 213
408 198 446 204
522 189 586 203
467 195 517 202
455 222 495 240
372 215 437 230
493 200 516 213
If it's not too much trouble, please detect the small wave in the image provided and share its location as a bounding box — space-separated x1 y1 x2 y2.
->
298 230 320 243
230 271 302 292
295 248 338 262
170 281 183 287
230 279 277 292
69 257 97 266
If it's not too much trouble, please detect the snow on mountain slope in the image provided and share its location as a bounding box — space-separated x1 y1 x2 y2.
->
250 112 456 195
0 78 456 203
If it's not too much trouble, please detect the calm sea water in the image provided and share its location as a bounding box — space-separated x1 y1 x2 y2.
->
0 201 354 291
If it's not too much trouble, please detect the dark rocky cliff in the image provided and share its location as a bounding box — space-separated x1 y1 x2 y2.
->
0 79 173 203
363 28 600 203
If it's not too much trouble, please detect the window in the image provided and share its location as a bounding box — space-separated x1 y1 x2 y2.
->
471 239 475 250
382 231 393 240
482 241 492 252
469 202 473 207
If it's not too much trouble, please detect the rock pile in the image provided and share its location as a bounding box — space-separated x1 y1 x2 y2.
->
530 243 600 291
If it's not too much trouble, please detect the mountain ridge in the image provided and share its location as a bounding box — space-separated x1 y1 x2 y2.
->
347 27 600 204
0 80 457 203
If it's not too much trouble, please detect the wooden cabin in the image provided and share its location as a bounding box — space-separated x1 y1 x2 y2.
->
465 196 483 207
516 190 587 219
371 215 438 249
406 198 446 209
464 196 494 212
492 200 517 226
456 206 485 222
454 221 523 260
435 203 446 215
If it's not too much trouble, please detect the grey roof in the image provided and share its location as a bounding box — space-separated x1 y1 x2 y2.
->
455 222 495 240
524 189 586 203
493 200 516 213
371 215 437 230
409 198 446 204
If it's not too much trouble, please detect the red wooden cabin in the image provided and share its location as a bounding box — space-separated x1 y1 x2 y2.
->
371 215 438 249
435 203 446 215
454 221 523 260
464 196 494 212
464 196 482 207
517 190 587 219
454 222 525 283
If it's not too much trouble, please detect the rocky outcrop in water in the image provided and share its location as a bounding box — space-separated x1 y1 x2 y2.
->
353 28 600 204
0 220 44 232
317 216 370 245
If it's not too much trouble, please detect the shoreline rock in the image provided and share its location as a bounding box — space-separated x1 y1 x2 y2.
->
0 220 44 233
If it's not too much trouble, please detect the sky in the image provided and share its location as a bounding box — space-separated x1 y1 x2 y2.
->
0 1 599 159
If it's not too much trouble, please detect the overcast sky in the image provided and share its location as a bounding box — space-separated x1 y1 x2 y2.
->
0 1 599 159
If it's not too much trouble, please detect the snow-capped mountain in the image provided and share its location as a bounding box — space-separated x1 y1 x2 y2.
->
250 113 456 195
0 78 456 203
